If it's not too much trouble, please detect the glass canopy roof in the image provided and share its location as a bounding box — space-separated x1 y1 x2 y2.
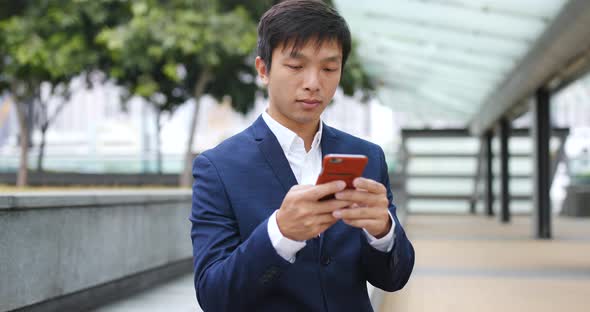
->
333 0 569 127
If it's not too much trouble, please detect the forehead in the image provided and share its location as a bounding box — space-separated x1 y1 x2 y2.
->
274 38 342 60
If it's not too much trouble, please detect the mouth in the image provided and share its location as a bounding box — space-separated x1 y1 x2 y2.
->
296 99 322 109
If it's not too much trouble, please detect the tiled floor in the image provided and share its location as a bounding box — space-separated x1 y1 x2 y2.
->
380 215 590 312
91 215 590 312
92 274 202 312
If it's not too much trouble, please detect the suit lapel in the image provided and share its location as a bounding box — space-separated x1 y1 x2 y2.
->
320 121 341 158
252 116 298 193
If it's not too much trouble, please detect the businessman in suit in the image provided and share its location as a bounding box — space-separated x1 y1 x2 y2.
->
190 1 414 311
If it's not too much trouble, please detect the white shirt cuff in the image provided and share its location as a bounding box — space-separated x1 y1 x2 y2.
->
363 212 396 252
267 210 306 263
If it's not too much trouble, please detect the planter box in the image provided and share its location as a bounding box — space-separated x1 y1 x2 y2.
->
561 184 590 217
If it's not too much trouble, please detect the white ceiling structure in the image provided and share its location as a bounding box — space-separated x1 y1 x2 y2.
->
333 0 576 129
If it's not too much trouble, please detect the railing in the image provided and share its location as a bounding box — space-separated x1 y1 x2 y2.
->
0 153 187 174
399 128 569 215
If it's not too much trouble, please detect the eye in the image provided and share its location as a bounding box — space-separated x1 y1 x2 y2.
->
323 68 338 72
286 65 303 70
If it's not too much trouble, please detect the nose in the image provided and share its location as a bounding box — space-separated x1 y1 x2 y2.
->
302 69 321 93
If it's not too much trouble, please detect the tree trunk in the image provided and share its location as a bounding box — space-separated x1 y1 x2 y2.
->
155 108 163 175
15 100 29 187
35 90 68 174
180 69 212 187
36 124 48 172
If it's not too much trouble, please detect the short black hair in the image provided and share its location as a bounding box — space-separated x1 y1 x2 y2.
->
257 0 351 73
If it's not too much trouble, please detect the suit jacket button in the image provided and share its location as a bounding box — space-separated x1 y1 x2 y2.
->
321 256 331 266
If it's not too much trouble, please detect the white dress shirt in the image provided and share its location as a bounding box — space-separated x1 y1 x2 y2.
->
262 111 395 263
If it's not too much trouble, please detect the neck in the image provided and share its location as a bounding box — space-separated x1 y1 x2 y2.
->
267 108 319 152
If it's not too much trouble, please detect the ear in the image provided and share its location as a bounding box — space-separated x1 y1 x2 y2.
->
255 56 270 85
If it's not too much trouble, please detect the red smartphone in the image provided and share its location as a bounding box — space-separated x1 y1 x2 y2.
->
316 154 368 189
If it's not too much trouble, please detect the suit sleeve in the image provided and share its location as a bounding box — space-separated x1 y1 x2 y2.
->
361 147 415 292
189 154 291 311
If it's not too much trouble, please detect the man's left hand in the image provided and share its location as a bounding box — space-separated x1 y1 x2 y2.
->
332 177 391 238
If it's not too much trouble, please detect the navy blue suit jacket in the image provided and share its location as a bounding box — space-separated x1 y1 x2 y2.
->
190 116 414 311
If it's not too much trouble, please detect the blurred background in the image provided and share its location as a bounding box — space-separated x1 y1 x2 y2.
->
1 1 589 312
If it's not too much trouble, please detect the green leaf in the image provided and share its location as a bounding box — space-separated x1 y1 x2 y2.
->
163 62 181 82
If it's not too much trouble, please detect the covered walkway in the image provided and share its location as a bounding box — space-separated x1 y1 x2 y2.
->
4 1 590 311
380 214 590 312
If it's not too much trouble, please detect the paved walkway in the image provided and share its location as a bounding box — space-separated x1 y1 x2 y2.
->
379 214 590 312
92 274 202 312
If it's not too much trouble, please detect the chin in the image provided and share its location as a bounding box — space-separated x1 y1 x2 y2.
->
292 113 320 125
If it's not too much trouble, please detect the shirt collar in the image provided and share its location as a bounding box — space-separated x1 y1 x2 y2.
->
262 109 323 154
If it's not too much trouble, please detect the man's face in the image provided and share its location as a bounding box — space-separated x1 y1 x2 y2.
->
256 39 342 129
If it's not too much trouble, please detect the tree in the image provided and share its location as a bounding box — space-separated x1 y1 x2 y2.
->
98 0 376 185
339 42 375 101
0 0 129 184
98 0 259 185
1 0 374 187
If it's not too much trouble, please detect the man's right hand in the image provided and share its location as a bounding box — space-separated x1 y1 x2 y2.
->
276 180 351 241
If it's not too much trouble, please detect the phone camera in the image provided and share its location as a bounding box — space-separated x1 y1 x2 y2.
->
329 158 343 164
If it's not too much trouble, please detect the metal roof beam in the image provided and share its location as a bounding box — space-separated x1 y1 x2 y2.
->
469 0 590 135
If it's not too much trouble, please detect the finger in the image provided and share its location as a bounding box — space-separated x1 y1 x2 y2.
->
314 199 352 214
334 190 382 206
333 206 388 220
353 178 387 194
341 218 383 230
290 184 314 192
306 180 347 200
310 213 338 225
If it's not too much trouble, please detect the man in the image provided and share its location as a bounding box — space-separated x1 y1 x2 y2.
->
190 1 414 311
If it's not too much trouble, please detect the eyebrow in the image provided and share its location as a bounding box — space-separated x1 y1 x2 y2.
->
288 51 342 63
